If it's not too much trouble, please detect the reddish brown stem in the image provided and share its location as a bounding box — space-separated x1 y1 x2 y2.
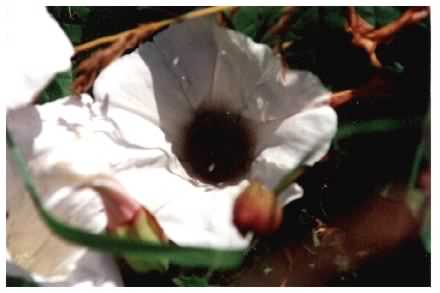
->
264 7 299 39
346 7 429 68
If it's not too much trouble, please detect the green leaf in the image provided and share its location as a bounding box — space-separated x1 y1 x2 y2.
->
320 7 346 30
37 71 72 104
7 275 39 287
48 7 91 45
173 275 209 287
232 7 283 40
232 7 262 39
6 130 245 270
408 112 429 189
48 6 91 22
70 7 92 21
356 7 402 28
335 118 423 141
63 23 82 44
288 7 319 36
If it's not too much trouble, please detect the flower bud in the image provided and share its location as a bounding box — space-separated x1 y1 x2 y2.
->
233 181 283 235
110 208 169 272
81 176 169 272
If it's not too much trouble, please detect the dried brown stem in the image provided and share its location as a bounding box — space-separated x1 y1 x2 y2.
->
264 7 299 40
72 6 234 95
346 7 429 68
73 32 141 95
74 6 234 54
268 7 298 81
228 6 241 18
216 7 240 28
367 7 429 41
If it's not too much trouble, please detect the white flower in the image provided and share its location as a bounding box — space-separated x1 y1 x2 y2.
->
4 6 73 110
7 16 337 285
6 7 122 286
92 17 337 223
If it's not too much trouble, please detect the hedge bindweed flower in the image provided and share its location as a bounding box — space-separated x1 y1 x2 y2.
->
92 17 337 245
7 16 337 286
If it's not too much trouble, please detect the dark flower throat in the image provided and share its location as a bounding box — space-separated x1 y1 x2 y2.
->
182 109 255 185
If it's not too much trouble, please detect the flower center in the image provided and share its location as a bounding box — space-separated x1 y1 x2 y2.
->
182 109 255 185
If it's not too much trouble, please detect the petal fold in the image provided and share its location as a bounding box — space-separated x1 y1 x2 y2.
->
7 185 122 286
115 166 252 249
256 106 337 170
94 46 193 147
7 96 126 284
252 106 337 203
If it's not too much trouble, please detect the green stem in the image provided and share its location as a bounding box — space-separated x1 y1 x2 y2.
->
273 166 307 196
336 117 423 141
407 110 430 190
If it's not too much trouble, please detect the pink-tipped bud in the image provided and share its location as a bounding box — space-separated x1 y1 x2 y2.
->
233 181 283 236
81 175 169 272
84 176 143 231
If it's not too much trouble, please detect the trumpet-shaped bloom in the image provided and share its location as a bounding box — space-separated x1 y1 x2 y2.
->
7 16 337 286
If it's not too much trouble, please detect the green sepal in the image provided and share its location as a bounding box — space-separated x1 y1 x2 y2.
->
109 210 169 273
134 209 163 243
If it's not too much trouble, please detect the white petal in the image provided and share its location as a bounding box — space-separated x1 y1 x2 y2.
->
7 95 111 206
279 183 304 206
7 93 249 283
7 94 165 197
94 46 193 146
212 25 275 113
47 251 123 286
245 69 331 122
252 106 337 202
256 106 337 169
6 96 126 284
7 249 123 287
4 6 73 110
6 94 171 210
7 184 122 286
148 18 331 122
150 17 218 109
219 26 331 121
116 165 251 249
149 17 260 113
250 158 304 206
